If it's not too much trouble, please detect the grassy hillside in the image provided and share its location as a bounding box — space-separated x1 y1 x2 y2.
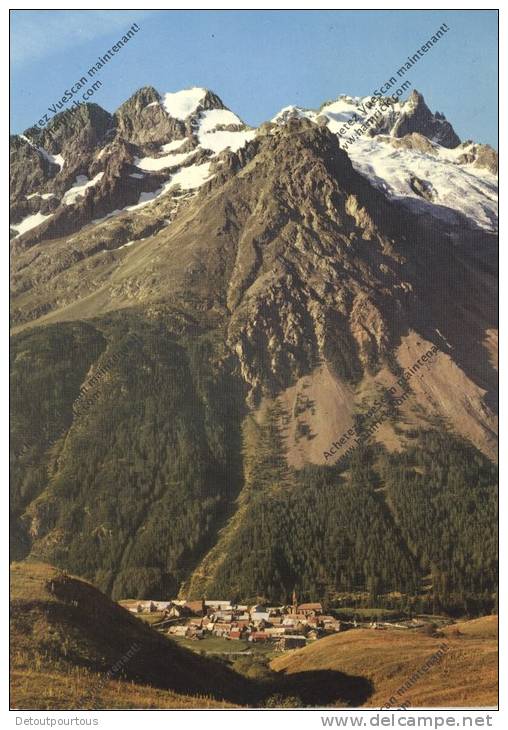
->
271 616 498 708
11 671 236 711
10 561 378 709
10 561 248 709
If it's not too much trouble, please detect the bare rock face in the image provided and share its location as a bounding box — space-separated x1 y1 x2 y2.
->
473 144 498 174
11 114 497 411
9 104 116 238
9 86 241 248
456 142 498 174
114 87 228 146
387 132 438 155
121 121 409 402
9 136 55 201
409 175 435 201
25 103 114 161
114 86 185 146
195 89 228 115
392 91 461 148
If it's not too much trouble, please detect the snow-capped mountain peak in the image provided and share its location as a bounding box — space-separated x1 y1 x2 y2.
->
271 90 497 232
9 86 497 248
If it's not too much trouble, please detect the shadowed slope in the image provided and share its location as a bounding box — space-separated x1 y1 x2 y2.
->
10 562 248 708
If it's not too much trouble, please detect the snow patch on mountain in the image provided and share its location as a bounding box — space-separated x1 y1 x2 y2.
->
26 192 56 200
62 172 104 205
134 150 193 172
347 137 498 231
199 109 243 132
162 88 207 120
37 147 65 170
199 128 256 154
272 96 404 134
161 139 186 153
197 109 255 154
123 162 213 214
271 105 316 124
169 161 213 189
272 94 497 231
321 95 404 131
126 190 161 212
118 237 147 250
12 211 53 238
19 134 65 170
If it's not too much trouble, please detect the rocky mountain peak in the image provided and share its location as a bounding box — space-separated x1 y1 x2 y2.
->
114 85 183 146
392 89 461 148
125 85 161 107
25 103 114 155
113 86 229 146
10 103 114 207
198 88 228 113
9 81 497 255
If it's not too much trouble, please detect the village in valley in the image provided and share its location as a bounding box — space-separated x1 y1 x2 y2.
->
119 595 438 653
120 597 346 651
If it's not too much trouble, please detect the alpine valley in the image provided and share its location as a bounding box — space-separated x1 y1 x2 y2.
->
10 85 498 618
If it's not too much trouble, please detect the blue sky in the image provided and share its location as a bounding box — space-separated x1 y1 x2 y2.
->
10 9 498 146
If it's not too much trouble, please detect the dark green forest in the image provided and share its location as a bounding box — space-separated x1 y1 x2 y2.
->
205 412 497 614
10 317 497 614
11 315 247 599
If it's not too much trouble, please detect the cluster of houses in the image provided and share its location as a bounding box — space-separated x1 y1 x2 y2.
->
127 599 343 650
